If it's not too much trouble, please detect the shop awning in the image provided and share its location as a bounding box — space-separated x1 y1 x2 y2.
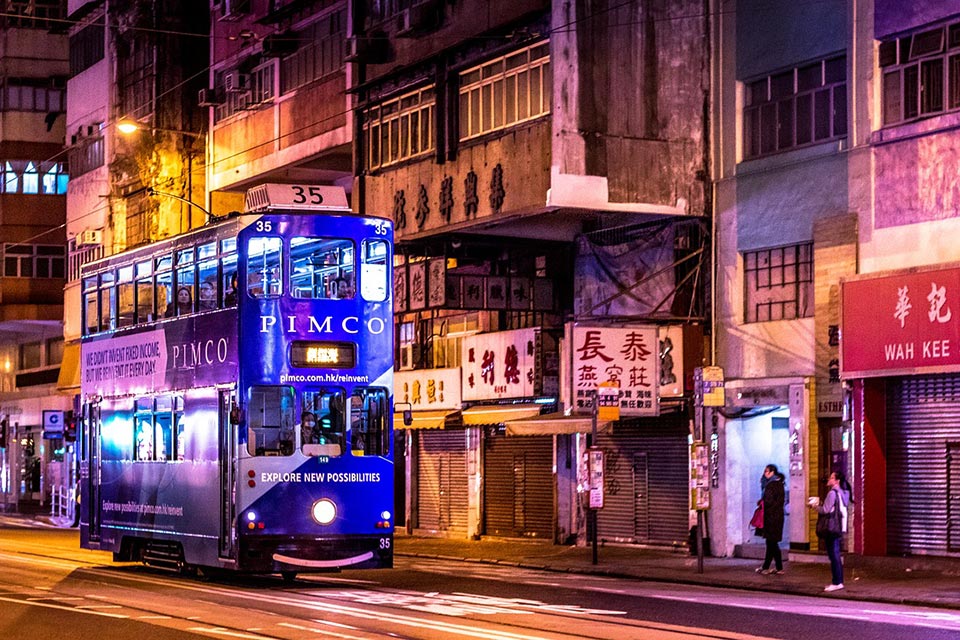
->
461 403 543 426
504 412 613 436
393 409 459 430
56 343 81 393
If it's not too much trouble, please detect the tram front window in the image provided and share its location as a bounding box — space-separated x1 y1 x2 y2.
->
300 388 345 457
248 385 295 456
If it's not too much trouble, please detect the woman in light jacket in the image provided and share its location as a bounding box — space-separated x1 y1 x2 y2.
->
816 470 851 592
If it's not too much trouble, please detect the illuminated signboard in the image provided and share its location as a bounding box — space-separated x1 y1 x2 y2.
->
289 341 356 368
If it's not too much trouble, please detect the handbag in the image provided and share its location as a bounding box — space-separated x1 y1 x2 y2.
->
816 489 843 538
750 503 764 529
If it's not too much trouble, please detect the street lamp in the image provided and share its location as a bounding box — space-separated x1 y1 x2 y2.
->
115 118 203 138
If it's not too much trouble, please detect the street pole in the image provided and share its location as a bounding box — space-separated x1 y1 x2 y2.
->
591 399 598 565
695 401 704 574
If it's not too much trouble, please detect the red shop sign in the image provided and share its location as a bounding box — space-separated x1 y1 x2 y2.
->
842 265 960 378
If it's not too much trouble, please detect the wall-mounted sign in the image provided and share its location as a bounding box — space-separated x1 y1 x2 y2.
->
572 325 659 416
462 328 538 401
843 265 960 378
394 368 462 411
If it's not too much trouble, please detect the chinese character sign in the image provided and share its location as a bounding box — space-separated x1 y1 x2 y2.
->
572 325 659 416
394 368 461 411
462 328 538 400
842 267 960 377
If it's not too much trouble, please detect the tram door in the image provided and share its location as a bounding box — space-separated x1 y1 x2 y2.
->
87 402 101 541
218 389 237 559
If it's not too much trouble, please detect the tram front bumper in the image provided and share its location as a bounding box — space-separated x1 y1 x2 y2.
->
238 534 393 573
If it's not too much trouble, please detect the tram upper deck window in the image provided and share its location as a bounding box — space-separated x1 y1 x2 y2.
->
117 265 134 328
300 388 345 457
99 271 116 331
136 260 153 322
248 385 295 456
247 237 282 297
350 388 389 457
360 239 388 301
290 237 355 299
83 276 98 334
156 256 173 318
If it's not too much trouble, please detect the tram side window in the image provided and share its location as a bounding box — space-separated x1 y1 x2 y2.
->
350 387 389 457
117 265 135 328
290 237 355 300
247 237 282 297
134 395 179 462
300 388 345 457
360 239 388 302
136 260 154 322
99 271 116 331
176 264 195 316
156 257 173 318
248 385 295 456
83 276 98 334
223 253 238 307
134 398 154 461
198 259 218 311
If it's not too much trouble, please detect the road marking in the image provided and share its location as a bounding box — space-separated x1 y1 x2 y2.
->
278 621 374 639
186 627 275 640
0 594 127 619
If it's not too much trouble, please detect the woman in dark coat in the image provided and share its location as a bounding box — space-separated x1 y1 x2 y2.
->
757 464 785 574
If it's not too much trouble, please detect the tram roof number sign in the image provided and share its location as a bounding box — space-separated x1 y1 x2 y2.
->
597 380 621 421
244 183 351 213
695 366 725 407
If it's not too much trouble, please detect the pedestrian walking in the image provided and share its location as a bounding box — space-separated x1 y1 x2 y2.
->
755 464 785 575
811 470 851 591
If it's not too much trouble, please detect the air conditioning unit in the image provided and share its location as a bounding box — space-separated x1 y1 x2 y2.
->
223 70 249 93
197 87 225 107
77 229 103 247
399 344 421 370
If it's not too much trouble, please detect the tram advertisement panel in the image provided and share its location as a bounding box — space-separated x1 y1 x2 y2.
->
81 310 238 397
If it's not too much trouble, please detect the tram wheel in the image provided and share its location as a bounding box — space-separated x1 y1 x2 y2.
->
281 571 297 583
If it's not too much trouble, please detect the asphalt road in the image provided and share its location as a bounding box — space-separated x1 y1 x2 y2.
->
0 525 959 640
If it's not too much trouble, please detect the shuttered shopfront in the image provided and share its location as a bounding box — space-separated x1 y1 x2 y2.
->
483 434 554 539
887 374 960 555
595 412 689 546
416 430 469 535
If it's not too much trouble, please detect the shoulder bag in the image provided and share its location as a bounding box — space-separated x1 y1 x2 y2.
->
815 489 843 538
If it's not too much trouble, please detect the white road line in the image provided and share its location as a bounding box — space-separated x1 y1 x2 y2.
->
186 627 276 640
0 594 127 619
76 604 123 609
278 621 374 639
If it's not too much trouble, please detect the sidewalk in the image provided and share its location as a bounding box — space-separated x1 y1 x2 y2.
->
396 533 960 610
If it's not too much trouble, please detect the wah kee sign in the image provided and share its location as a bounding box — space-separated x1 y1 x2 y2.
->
842 265 960 377
573 325 659 416
394 368 461 410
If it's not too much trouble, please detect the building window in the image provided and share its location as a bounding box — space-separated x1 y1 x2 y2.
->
118 36 155 120
68 237 104 283
743 243 813 323
70 21 105 76
743 56 846 159
19 342 41 370
46 337 63 366
0 0 65 30
881 22 960 125
459 42 551 141
362 85 435 170
280 9 344 94
0 161 68 194
0 78 66 112
68 137 104 178
3 244 65 279
214 60 277 123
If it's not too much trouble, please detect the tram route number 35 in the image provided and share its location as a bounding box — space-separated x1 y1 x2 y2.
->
379 538 391 549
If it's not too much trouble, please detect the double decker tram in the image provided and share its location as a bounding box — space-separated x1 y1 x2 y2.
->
78 184 394 578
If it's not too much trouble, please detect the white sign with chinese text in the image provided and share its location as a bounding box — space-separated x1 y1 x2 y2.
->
572 325 660 416
394 368 462 411
462 328 538 401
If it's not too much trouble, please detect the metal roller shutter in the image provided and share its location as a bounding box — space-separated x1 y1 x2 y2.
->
417 430 469 534
483 435 553 538
595 413 689 546
887 374 960 555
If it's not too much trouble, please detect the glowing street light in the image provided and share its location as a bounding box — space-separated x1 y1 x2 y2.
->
115 118 203 138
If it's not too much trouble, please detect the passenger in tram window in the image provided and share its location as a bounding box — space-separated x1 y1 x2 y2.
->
199 279 217 310
224 272 238 307
174 286 192 316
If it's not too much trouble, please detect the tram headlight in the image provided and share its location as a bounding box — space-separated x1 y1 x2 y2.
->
311 498 337 525
380 510 391 520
